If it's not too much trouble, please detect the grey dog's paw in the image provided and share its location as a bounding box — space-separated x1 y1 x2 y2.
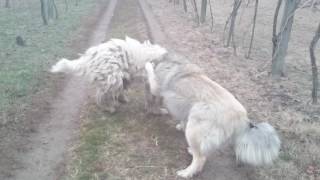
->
177 168 194 179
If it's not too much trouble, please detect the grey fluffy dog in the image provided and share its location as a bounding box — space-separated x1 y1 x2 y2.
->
145 53 281 178
50 37 167 113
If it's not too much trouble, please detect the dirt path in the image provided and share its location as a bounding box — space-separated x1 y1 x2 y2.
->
10 1 117 180
65 0 254 179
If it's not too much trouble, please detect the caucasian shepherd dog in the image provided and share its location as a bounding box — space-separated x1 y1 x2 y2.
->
145 53 281 178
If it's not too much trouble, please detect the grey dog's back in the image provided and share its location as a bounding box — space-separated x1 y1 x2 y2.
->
153 53 247 117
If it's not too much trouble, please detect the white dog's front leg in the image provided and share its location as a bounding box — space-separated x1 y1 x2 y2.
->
145 62 159 96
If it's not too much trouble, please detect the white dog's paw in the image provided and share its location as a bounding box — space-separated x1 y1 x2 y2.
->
177 168 194 179
176 123 183 131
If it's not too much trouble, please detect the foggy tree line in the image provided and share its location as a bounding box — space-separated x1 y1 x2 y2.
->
169 0 320 104
3 0 80 24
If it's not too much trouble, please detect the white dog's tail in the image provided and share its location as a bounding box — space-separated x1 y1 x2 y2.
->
235 122 281 166
50 58 84 74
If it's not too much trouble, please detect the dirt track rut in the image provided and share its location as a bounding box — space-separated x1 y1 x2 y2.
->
11 1 117 180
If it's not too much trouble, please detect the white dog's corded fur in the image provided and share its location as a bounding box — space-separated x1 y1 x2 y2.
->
145 53 281 178
50 37 167 113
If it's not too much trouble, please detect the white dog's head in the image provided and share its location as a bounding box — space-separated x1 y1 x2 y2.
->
123 36 167 69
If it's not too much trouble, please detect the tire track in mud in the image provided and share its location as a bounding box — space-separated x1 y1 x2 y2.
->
11 1 118 180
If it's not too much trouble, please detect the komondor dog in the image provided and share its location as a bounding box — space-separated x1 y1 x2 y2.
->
50 37 167 113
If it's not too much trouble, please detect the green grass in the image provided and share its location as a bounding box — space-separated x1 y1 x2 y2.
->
66 106 128 180
0 0 100 118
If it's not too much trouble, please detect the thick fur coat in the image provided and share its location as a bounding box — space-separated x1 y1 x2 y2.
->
145 53 281 178
50 37 167 113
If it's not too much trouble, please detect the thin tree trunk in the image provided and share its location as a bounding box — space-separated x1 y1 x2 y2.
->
208 0 214 31
40 0 48 25
310 22 320 104
51 0 59 19
271 0 300 77
246 0 259 58
200 0 207 23
226 0 242 47
5 0 10 8
64 0 68 11
192 0 200 25
183 0 187 12
272 0 282 57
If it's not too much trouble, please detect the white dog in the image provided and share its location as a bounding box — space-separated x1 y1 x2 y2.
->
145 53 281 178
50 37 167 113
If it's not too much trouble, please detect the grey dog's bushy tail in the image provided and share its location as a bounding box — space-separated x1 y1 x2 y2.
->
235 122 281 166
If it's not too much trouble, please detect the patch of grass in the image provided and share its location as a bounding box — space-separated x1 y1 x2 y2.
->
66 106 128 180
0 0 99 120
66 88 186 180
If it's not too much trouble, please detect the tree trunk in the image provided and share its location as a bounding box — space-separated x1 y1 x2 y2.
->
5 0 10 8
192 0 200 25
208 0 214 31
51 0 59 19
226 0 242 47
64 0 68 11
271 0 300 77
183 0 187 12
272 0 283 57
310 22 320 104
246 0 259 58
40 0 48 25
200 0 207 23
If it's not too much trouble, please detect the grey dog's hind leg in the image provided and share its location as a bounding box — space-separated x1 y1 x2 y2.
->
177 117 207 178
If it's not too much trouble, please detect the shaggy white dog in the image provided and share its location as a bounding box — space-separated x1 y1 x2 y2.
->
51 37 167 113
